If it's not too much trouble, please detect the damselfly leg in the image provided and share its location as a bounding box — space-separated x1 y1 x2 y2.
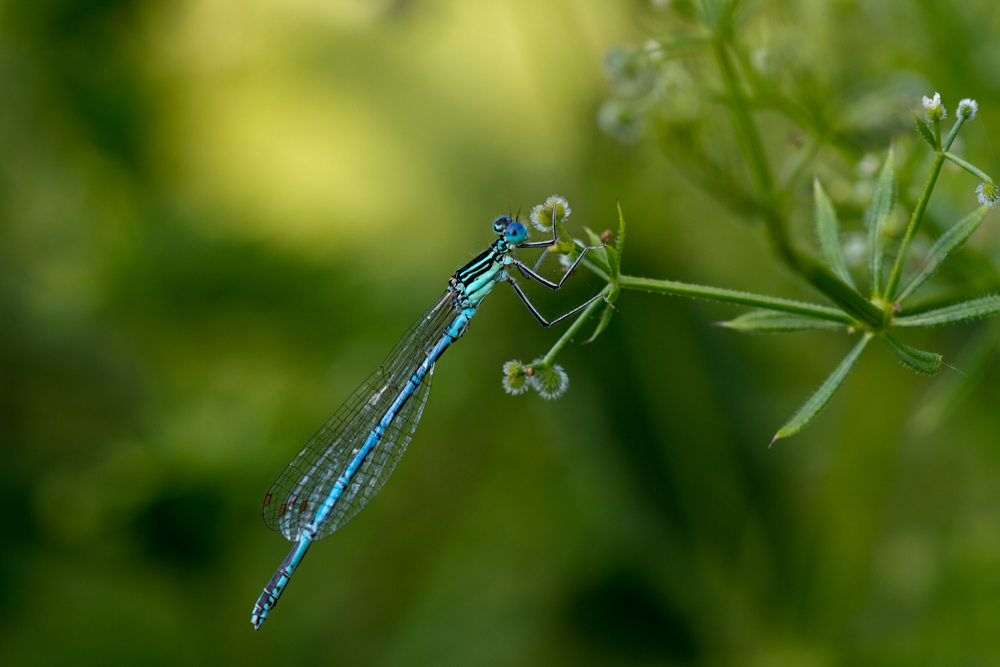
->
506 277 605 327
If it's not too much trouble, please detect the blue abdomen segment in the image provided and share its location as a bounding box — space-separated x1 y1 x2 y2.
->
306 323 461 533
253 296 478 628
251 536 311 629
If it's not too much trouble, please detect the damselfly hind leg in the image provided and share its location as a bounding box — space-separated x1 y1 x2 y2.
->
506 277 607 328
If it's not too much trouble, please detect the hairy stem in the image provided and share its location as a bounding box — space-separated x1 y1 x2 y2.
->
618 275 855 324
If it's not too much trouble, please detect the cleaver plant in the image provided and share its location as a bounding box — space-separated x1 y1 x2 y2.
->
503 1 998 443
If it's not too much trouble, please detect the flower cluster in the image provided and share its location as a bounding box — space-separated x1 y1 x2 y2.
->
502 359 570 400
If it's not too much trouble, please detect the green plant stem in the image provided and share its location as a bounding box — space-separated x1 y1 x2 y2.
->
712 38 883 329
887 115 973 300
884 154 945 300
713 40 773 195
943 151 993 183
942 115 968 152
528 284 612 370
618 275 855 324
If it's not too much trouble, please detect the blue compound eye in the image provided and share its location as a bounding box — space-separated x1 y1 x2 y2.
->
504 221 527 245
492 216 511 237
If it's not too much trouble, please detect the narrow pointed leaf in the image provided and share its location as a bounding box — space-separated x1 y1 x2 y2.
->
717 310 847 333
913 113 938 149
867 148 896 298
579 226 611 273
894 295 1000 327
897 206 989 303
813 176 855 289
604 244 619 281
583 302 616 344
772 333 872 443
881 333 942 375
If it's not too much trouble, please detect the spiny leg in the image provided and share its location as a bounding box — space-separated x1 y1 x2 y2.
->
506 277 605 327
512 242 601 291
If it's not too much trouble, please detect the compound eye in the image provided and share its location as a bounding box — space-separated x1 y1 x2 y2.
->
492 216 511 237
504 221 528 245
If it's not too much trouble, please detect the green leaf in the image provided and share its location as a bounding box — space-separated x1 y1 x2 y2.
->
579 226 611 273
604 244 619 281
866 147 896 298
813 176 855 289
881 333 942 375
894 295 1000 327
619 275 855 324
772 333 872 443
914 113 938 149
896 206 989 303
717 310 847 333
583 302 616 344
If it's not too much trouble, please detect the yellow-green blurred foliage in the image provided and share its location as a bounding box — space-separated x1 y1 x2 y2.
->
2 0 1000 665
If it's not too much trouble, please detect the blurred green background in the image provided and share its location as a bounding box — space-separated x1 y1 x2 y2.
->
2 0 1000 665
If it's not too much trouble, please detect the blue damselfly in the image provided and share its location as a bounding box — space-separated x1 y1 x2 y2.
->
251 211 604 629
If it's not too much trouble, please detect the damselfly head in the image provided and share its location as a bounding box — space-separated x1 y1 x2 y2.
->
504 220 528 245
492 215 511 237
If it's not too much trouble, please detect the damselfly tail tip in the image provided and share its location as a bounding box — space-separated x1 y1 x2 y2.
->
251 610 267 630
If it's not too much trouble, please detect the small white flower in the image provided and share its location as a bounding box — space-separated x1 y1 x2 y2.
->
529 195 572 232
977 181 1000 209
922 92 946 121
502 360 530 396
530 362 569 400
957 98 979 120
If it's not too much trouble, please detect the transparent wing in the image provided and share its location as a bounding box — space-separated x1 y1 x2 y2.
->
316 363 434 539
262 291 460 541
